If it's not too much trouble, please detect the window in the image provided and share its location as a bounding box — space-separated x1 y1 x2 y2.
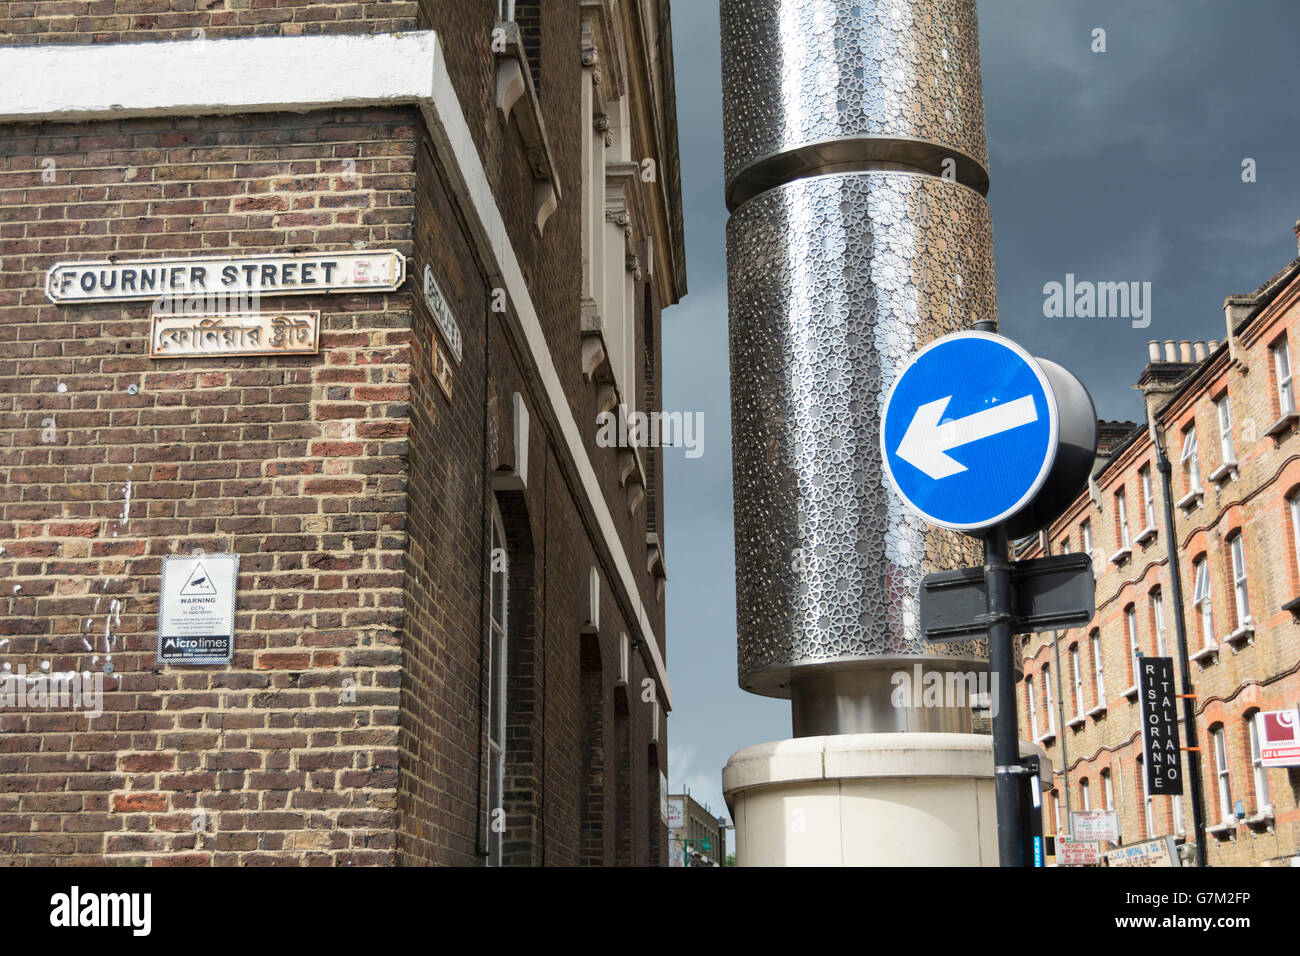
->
1180 425 1201 493
1060 536 1071 555
1274 334 1295 415
1172 793 1185 835
1042 663 1055 734
1101 769 1114 810
1248 712 1271 813
1291 493 1300 586
1228 533 1251 627
1091 630 1106 705
1140 466 1156 530
1125 605 1140 683
1115 489 1131 549
1212 725 1233 823
1216 394 1236 465
1070 644 1084 719
1151 588 1167 657
1192 557 1215 646
1081 520 1093 558
1026 676 1039 740
1052 789 1062 836
486 499 509 866
1080 778 1091 811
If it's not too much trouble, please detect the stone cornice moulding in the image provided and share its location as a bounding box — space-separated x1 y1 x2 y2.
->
0 29 672 708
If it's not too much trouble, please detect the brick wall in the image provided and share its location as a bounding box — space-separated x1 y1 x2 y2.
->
0 109 417 864
0 0 419 44
1020 265 1300 865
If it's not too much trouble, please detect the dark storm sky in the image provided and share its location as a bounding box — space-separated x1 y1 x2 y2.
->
660 0 1300 823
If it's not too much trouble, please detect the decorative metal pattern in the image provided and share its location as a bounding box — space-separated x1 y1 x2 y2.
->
728 171 993 693
721 0 989 193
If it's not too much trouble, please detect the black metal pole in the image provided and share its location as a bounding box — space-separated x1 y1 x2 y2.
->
1154 445 1208 865
985 523 1025 866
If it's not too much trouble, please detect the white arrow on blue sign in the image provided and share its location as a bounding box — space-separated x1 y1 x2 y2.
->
880 331 1060 532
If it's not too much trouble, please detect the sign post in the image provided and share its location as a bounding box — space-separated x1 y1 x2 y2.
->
882 324 1098 866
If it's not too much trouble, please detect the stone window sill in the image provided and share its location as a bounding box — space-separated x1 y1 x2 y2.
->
1067 715 1086 730
1122 683 1139 701
1135 526 1157 545
1265 410 1299 438
1036 731 1056 746
1225 622 1255 651
1110 546 1132 566
1245 807 1274 830
1088 703 1108 719
1206 821 1237 840
1190 643 1219 665
1176 489 1203 511
1209 461 1238 484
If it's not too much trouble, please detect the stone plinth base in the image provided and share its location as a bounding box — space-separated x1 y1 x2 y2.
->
723 733 1049 866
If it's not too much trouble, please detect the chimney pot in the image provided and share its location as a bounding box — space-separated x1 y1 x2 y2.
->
1148 340 1161 362
1164 340 1177 362
1179 340 1193 362
1193 341 1206 361
1208 339 1219 352
1294 219 1300 256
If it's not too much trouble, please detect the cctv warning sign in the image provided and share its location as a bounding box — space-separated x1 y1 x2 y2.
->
157 554 238 665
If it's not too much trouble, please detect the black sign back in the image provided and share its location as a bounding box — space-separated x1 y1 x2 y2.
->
1138 656 1184 795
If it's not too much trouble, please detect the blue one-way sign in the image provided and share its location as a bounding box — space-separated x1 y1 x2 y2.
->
880 331 1060 532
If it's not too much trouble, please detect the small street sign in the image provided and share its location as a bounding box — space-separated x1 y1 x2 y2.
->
919 552 1094 642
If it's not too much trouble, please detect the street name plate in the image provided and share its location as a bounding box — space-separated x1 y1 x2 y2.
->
422 264 463 363
149 311 319 358
157 554 239 665
46 250 405 304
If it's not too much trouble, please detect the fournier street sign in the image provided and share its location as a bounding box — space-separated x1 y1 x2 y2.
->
45 250 406 304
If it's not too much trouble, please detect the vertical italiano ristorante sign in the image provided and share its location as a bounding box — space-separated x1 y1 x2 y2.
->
44 250 406 303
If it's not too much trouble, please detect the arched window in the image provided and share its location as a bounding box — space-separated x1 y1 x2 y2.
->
1124 604 1140 686
1246 709 1272 814
1090 629 1106 707
1210 723 1233 824
1192 555 1215 647
1225 531 1251 630
1069 643 1084 720
1100 768 1113 810
1025 673 1039 740
486 498 509 866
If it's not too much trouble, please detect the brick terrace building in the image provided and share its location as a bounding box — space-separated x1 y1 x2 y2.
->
1019 228 1300 866
0 0 686 865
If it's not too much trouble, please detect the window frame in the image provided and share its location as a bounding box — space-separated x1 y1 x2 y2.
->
1070 643 1084 720
1091 630 1106 706
1140 465 1156 530
1115 489 1131 549
1192 557 1215 646
1215 394 1236 465
1042 662 1055 734
1274 333 1295 415
1248 712 1272 814
1212 725 1233 824
485 498 509 866
1180 425 1201 493
1228 532 1251 627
